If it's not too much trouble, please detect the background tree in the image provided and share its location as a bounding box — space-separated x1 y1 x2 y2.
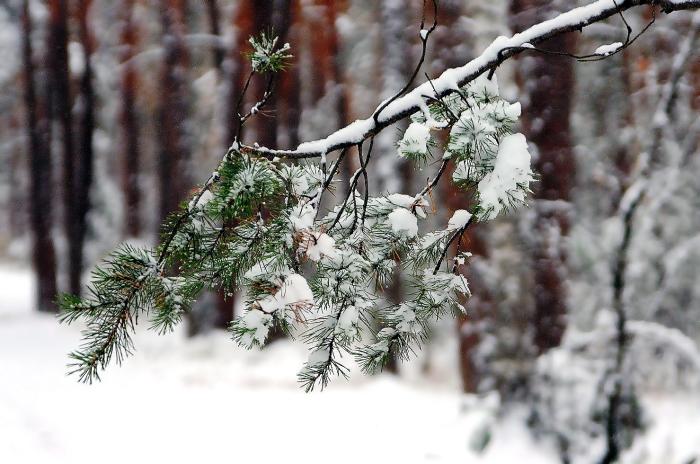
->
21 0 58 313
158 0 191 225
119 0 142 238
74 0 96 299
510 0 576 353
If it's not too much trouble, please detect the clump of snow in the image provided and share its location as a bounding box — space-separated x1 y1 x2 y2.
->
395 304 421 334
239 310 273 345
336 305 360 339
291 175 309 197
594 42 623 56
387 193 429 218
279 273 314 308
305 232 337 262
252 272 314 315
477 133 533 220
454 251 472 266
424 270 471 301
296 118 373 155
471 74 499 98
447 210 472 231
306 347 330 367
504 102 521 120
398 122 431 158
388 208 418 237
290 203 315 231
387 193 415 208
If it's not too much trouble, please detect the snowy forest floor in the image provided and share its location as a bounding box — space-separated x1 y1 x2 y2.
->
0 265 698 464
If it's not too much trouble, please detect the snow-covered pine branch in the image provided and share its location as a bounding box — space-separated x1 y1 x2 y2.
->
59 1 700 389
240 0 700 160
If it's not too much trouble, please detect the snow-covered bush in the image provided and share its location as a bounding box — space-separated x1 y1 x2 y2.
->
529 312 700 463
529 314 644 464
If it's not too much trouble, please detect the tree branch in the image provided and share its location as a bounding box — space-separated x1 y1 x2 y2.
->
239 0 700 160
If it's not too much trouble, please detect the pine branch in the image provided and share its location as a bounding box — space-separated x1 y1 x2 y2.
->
240 0 700 160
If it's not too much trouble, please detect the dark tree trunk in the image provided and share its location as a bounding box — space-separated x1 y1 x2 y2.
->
306 0 354 188
120 0 142 237
158 0 191 225
248 0 293 149
224 0 254 147
249 0 277 149
456 228 494 393
510 0 576 354
204 0 224 71
8 115 27 237
21 0 58 313
276 0 301 149
74 0 96 295
47 0 78 294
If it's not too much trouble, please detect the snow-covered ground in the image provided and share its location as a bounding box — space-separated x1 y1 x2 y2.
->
0 265 698 464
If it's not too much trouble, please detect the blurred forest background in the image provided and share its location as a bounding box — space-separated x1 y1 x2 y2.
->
1 0 700 462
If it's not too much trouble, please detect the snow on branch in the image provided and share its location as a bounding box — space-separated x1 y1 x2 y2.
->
241 0 700 160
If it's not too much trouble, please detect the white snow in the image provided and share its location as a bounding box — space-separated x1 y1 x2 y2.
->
505 102 522 120
256 273 314 314
279 273 314 307
395 304 421 334
290 174 310 197
290 202 315 231
239 310 272 345
398 122 431 157
387 208 418 237
2 264 699 464
336 305 360 339
243 257 278 281
472 73 500 97
477 133 533 219
387 193 416 208
306 347 331 367
305 232 337 262
594 41 623 56
447 209 472 231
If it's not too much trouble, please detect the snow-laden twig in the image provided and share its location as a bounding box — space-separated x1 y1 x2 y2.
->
240 0 700 160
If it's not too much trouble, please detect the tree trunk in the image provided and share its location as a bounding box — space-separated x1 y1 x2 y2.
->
276 0 302 149
8 115 27 237
120 0 142 237
21 0 58 313
204 0 224 71
47 0 78 294
224 0 254 147
158 0 191 224
74 0 96 295
249 0 278 149
510 0 576 354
